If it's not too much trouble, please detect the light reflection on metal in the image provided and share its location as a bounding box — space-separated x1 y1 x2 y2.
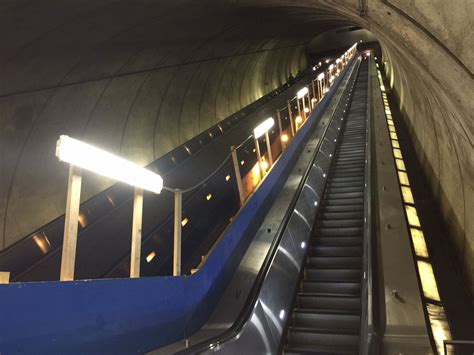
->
32 232 51 254
277 245 299 270
250 311 271 354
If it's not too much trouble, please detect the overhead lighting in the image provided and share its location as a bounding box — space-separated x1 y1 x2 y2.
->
297 87 308 99
56 135 163 194
304 107 310 113
253 117 275 139
317 73 325 81
295 116 303 124
281 134 289 142
329 64 334 70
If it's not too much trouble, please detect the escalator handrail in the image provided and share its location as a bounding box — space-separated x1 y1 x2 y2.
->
175 56 360 355
360 57 375 353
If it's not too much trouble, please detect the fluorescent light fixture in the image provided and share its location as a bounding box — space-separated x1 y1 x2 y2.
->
317 73 325 80
329 64 334 70
297 87 309 99
253 117 275 138
56 135 163 194
336 58 341 63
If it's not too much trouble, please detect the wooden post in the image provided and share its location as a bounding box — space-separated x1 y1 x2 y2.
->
60 165 82 281
254 138 263 179
0 272 10 284
265 131 273 166
307 92 311 114
287 100 295 137
231 146 245 205
173 190 182 276
302 97 307 120
277 110 286 151
130 187 143 278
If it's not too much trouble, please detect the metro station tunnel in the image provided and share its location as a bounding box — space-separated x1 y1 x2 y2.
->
0 1 472 354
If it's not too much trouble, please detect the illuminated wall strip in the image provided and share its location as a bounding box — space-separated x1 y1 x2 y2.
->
375 59 451 354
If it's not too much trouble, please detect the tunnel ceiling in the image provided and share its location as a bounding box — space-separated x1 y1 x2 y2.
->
0 0 472 294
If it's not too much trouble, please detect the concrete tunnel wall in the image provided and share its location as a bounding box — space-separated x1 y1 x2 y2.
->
0 0 472 294
0 1 312 250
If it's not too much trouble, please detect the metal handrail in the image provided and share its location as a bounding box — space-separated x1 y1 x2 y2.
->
443 339 474 354
360 55 375 353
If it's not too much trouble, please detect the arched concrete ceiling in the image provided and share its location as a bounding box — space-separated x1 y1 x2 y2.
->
0 0 472 292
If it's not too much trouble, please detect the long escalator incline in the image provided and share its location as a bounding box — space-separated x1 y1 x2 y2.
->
285 60 368 354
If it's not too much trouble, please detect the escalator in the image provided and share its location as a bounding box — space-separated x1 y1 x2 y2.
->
284 61 368 354
169 56 372 355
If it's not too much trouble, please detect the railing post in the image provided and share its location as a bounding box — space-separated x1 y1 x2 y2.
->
254 137 263 179
307 91 311 113
130 187 144 278
264 131 273 166
287 100 295 137
277 110 286 151
231 145 245 206
60 164 82 281
173 190 182 276
0 272 10 284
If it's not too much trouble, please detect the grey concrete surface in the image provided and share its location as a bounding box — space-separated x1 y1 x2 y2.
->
0 0 472 295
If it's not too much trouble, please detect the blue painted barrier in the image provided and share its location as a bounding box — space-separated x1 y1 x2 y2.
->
0 62 352 355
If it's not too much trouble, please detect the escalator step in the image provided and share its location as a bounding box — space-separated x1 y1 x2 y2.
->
314 237 362 247
305 269 361 282
315 227 362 236
320 208 364 220
325 191 363 199
317 219 362 228
323 198 363 205
301 281 361 296
286 330 359 354
296 294 361 312
307 257 361 269
291 311 360 331
310 246 361 257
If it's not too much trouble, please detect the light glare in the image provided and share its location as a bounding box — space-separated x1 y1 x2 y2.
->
254 117 275 139
297 87 309 99
56 135 163 194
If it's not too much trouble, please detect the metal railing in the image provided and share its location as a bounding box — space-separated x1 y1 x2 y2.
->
444 340 474 355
